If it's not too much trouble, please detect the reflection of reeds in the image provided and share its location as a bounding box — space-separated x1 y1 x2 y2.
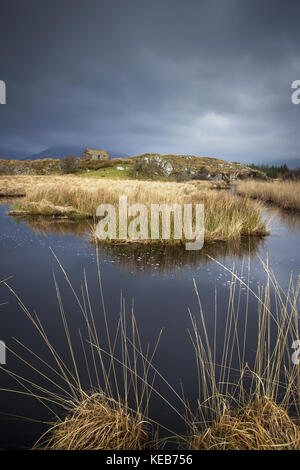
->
14 215 90 238
9 212 264 272
237 180 300 211
266 206 300 232
0 253 299 450
8 211 263 273
98 237 263 274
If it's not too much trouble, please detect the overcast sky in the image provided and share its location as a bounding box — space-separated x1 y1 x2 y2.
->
0 0 299 162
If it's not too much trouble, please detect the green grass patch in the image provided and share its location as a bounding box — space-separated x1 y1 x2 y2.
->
79 165 132 179
79 165 174 181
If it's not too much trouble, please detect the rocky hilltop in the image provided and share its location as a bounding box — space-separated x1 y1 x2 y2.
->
0 154 266 181
0 158 61 175
131 154 266 182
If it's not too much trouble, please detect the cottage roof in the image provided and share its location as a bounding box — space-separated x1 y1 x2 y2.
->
90 149 108 153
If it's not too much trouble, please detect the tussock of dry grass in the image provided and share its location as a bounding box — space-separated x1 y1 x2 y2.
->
237 180 300 210
190 397 300 450
184 258 300 451
0 175 71 197
8 176 268 243
40 393 147 450
9 200 78 217
0 175 26 196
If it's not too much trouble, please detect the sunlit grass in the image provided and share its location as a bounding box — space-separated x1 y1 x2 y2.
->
237 180 300 211
7 176 268 243
80 165 132 180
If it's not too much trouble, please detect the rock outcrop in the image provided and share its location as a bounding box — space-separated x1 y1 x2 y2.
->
0 159 61 175
131 154 266 182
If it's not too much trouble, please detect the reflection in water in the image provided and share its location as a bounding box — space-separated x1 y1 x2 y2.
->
0 197 24 205
266 207 300 232
99 237 263 273
13 215 90 237
0 200 299 449
11 213 264 273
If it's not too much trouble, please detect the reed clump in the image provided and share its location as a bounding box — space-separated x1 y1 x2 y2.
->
1 247 158 451
42 392 148 450
237 180 300 210
9 200 78 217
9 176 268 243
184 258 300 451
190 396 300 450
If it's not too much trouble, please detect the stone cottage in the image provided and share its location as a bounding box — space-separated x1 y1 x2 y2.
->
82 147 110 161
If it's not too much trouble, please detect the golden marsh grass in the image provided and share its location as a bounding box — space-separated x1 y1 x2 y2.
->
237 180 300 211
39 392 148 450
6 175 268 243
189 397 300 450
0 175 67 197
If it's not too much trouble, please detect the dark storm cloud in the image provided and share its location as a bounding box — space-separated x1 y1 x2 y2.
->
0 0 299 161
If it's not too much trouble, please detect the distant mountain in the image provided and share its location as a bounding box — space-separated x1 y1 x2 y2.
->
22 145 129 161
23 145 84 160
262 158 300 170
109 151 130 159
0 149 31 160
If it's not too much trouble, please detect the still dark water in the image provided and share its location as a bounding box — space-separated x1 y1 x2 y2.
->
0 200 299 449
